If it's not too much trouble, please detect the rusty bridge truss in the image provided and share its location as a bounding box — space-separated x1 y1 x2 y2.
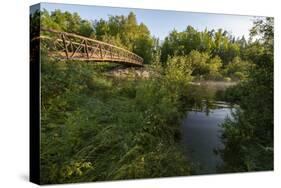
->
39 28 144 66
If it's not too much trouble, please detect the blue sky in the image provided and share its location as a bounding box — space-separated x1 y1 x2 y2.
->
40 3 260 40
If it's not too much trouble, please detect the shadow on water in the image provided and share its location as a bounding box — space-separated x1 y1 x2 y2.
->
180 81 235 174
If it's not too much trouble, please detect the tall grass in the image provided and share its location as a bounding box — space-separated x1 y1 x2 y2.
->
40 55 193 184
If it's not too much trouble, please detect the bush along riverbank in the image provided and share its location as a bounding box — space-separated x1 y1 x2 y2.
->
40 55 195 184
217 18 273 172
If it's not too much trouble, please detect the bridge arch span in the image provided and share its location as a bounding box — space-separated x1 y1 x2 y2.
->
39 28 144 66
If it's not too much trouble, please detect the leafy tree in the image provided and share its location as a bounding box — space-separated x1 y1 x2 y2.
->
186 50 210 76
207 55 223 80
223 56 252 80
219 17 273 172
161 27 242 67
93 12 153 64
41 9 94 37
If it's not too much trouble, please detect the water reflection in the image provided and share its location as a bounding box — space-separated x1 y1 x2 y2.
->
181 82 236 174
181 102 233 174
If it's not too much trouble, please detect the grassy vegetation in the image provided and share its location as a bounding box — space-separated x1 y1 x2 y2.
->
40 54 194 184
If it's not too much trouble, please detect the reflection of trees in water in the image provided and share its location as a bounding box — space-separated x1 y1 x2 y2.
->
185 82 235 115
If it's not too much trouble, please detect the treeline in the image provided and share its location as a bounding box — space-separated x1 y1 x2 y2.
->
160 26 261 80
40 9 262 81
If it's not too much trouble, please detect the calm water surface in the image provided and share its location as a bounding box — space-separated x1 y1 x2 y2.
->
181 101 233 174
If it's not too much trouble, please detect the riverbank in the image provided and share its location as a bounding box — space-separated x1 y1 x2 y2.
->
40 59 192 184
192 81 237 88
106 66 151 79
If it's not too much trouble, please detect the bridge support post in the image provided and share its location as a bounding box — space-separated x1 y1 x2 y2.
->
99 44 103 59
85 40 89 59
61 34 69 59
110 46 113 59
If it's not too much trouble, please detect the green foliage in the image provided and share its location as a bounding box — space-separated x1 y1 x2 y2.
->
207 55 223 80
93 12 154 64
216 84 244 103
41 9 94 37
40 51 193 183
39 9 253 81
165 51 224 81
160 26 252 81
219 17 273 172
165 56 193 85
223 56 252 81
161 26 240 65
186 51 210 76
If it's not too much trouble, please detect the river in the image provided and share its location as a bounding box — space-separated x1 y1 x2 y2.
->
180 82 235 174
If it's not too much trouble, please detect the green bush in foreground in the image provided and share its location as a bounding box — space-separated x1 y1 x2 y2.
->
40 56 192 184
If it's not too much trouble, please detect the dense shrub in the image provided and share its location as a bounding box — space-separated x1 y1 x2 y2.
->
40 54 193 184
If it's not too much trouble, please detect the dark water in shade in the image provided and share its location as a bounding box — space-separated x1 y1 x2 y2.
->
181 106 233 174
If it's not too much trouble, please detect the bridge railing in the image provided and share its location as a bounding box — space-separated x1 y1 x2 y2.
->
40 28 144 66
